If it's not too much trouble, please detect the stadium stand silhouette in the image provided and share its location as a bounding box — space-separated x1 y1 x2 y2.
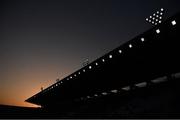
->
24 12 180 118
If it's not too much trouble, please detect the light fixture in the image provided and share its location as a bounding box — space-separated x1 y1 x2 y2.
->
172 20 176 26
151 77 166 83
83 69 85 72
70 76 72 79
102 92 108 95
67 78 69 80
89 66 92 69
102 59 105 62
109 55 112 58
129 44 132 48
146 8 164 26
94 94 98 97
111 89 118 93
119 50 122 53
141 38 144 42
95 62 98 66
78 72 80 74
122 86 130 91
135 82 147 88
156 29 160 34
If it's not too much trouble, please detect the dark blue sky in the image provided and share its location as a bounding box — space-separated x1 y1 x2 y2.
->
0 0 180 107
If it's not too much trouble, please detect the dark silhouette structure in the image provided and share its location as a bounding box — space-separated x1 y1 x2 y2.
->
24 12 180 118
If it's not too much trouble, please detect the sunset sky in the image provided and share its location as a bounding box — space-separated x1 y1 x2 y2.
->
0 0 180 107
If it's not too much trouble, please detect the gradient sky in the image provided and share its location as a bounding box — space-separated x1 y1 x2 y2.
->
0 0 180 107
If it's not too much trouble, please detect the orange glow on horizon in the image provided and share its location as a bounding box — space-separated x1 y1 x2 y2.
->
0 62 75 107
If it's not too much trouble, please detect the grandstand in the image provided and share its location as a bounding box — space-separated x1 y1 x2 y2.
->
25 12 180 118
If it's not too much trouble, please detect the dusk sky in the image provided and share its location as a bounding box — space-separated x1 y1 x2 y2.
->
0 0 180 107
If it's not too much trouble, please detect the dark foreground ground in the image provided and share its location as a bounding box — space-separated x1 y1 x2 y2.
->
1 77 180 119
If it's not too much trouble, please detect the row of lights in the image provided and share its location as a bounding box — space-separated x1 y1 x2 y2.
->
64 39 144 81
38 19 177 95
76 19 178 101
65 19 177 84
80 85 136 100
79 72 175 101
34 70 180 99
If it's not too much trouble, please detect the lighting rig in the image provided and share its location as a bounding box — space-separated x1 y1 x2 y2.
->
146 8 164 26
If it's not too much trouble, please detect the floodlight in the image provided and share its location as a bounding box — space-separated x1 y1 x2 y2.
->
156 29 160 34
172 20 176 25
89 66 92 69
141 38 144 42
145 8 165 26
109 55 112 58
129 44 132 48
